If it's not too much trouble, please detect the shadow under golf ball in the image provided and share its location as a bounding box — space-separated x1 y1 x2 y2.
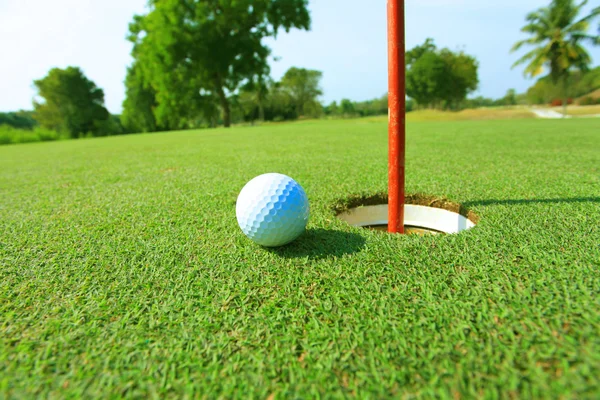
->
266 228 366 259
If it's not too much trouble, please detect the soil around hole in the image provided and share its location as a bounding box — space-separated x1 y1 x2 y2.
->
332 192 479 224
367 224 443 235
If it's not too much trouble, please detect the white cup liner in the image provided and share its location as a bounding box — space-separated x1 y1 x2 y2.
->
337 204 476 234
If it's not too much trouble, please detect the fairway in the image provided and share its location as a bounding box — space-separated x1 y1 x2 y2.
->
1 118 599 397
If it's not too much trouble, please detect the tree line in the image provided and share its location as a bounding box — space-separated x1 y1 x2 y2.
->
2 0 599 141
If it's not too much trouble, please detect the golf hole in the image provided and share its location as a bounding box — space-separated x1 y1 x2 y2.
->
335 194 478 235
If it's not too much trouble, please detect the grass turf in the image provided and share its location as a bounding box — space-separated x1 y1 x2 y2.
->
1 118 599 398
563 104 600 116
364 107 536 123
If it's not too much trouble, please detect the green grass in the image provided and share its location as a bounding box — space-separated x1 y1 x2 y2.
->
1 118 599 398
363 107 535 123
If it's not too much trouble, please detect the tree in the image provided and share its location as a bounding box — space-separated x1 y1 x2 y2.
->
405 38 437 65
265 81 297 121
406 39 478 109
121 62 160 133
340 99 355 116
324 101 339 116
439 49 479 109
279 67 323 117
240 76 271 122
33 67 110 138
128 0 310 128
504 89 518 106
406 40 445 108
406 51 447 108
511 0 600 116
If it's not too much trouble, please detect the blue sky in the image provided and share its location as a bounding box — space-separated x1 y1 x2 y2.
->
1 0 599 113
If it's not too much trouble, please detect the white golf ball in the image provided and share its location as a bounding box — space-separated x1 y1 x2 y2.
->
236 173 310 247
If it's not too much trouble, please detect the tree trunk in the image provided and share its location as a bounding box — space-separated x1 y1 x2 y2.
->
214 79 231 128
218 89 231 127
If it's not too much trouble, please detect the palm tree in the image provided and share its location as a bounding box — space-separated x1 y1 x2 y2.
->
511 0 600 116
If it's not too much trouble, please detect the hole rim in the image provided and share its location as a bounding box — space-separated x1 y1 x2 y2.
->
333 193 479 235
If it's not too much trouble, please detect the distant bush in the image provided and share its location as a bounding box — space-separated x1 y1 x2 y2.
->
0 111 38 130
321 94 408 119
579 96 600 106
527 67 600 105
0 125 63 145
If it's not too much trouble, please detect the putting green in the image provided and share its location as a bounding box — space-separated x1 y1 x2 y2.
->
1 118 598 397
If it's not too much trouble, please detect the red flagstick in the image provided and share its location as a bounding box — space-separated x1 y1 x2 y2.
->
387 0 406 234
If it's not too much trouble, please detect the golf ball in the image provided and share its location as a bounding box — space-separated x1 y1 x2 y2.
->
236 173 309 247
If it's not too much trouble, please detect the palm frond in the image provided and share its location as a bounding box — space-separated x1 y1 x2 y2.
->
512 0 599 79
565 19 589 33
572 7 599 26
571 43 592 66
524 10 544 22
512 46 545 69
511 37 545 52
523 50 548 78
569 32 600 44
520 23 546 36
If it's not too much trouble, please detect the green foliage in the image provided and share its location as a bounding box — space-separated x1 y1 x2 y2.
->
121 62 161 133
231 90 259 124
323 95 412 119
471 90 519 108
352 95 390 116
128 0 311 128
33 67 111 138
503 89 518 106
0 125 63 145
406 50 447 107
405 38 437 65
0 111 38 130
406 39 479 109
527 78 563 104
263 83 297 121
512 0 599 82
323 101 339 116
512 0 600 111
101 114 126 136
1 119 599 397
463 89 529 109
405 97 415 112
236 76 271 123
231 76 299 123
340 98 356 116
463 96 496 108
526 66 600 104
439 49 479 109
231 67 325 123
577 65 600 92
579 96 600 105
279 67 323 117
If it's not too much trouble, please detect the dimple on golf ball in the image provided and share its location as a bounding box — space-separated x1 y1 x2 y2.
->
236 173 309 247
